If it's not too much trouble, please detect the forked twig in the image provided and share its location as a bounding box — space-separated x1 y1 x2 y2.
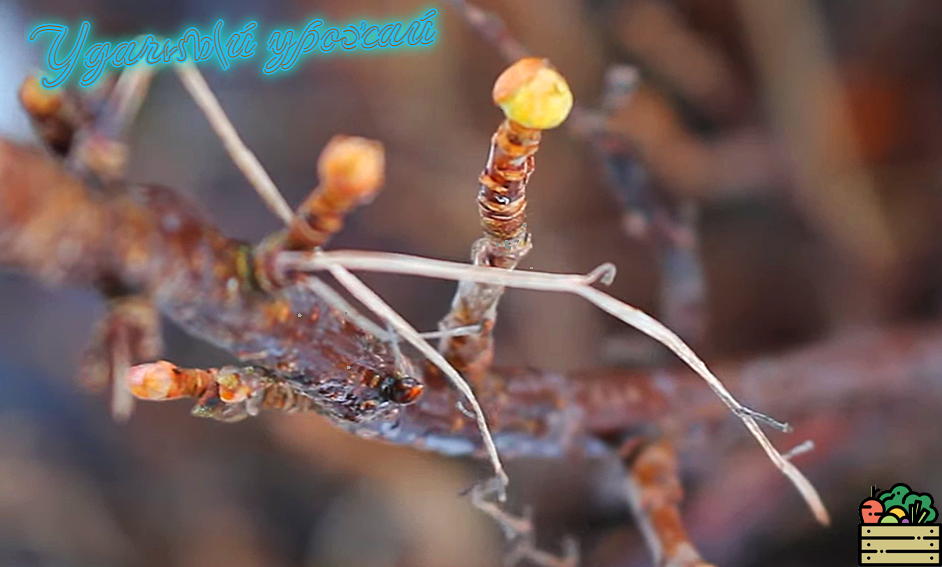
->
173 49 827 525
326 263 509 494
281 248 830 525
471 480 579 567
175 62 510 494
99 62 154 139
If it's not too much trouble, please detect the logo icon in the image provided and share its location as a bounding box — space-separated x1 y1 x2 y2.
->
860 484 939 565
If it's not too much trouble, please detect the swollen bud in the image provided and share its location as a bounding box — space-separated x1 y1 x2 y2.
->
126 361 178 400
492 57 573 130
18 75 62 118
317 135 385 201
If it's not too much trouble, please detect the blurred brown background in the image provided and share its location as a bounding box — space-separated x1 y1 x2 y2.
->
1 0 942 565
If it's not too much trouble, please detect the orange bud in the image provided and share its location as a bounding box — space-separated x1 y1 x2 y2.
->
18 75 62 118
126 361 178 400
316 135 385 201
126 361 211 400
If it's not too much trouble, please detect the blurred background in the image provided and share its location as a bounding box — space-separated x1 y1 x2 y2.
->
1 0 942 565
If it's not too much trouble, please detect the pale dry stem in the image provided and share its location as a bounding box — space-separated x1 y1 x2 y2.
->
325 264 510 494
109 323 135 422
471 481 579 567
176 58 828 525
283 248 830 525
174 63 295 225
177 63 509 492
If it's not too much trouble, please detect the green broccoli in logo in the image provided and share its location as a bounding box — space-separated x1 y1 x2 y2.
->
879 484 913 510
904 492 937 524
875 483 938 524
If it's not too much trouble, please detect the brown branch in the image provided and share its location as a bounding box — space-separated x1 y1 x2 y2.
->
8 129 942 562
80 295 162 421
116 311 942 472
253 135 386 289
0 138 404 427
623 440 715 567
444 1 712 349
438 58 573 382
18 75 97 157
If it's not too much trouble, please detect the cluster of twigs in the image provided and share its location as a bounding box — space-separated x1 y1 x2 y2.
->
0 10 846 566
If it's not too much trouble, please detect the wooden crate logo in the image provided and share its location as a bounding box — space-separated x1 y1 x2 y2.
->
860 484 940 565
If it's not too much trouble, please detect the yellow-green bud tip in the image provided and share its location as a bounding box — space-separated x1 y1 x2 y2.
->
492 58 573 130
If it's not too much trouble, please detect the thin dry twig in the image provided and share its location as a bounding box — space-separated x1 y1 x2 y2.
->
174 63 295 225
176 61 509 493
108 321 134 421
326 263 510 494
783 440 815 461
171 44 828 530
471 481 579 567
282 248 830 525
100 63 154 139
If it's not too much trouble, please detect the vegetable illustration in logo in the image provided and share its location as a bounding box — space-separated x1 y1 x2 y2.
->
859 483 940 565
904 492 939 525
880 507 906 523
860 483 938 525
861 486 884 524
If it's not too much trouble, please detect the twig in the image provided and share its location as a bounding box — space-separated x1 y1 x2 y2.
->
445 0 711 347
176 62 507 490
79 296 162 422
623 440 715 567
173 63 295 225
282 248 830 525
109 319 134 421
470 480 579 567
70 64 155 181
783 440 815 461
127 361 316 421
441 0 529 62
281 135 386 250
282 250 616 289
324 264 510 495
99 63 154 139
302 277 483 343
438 58 573 380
